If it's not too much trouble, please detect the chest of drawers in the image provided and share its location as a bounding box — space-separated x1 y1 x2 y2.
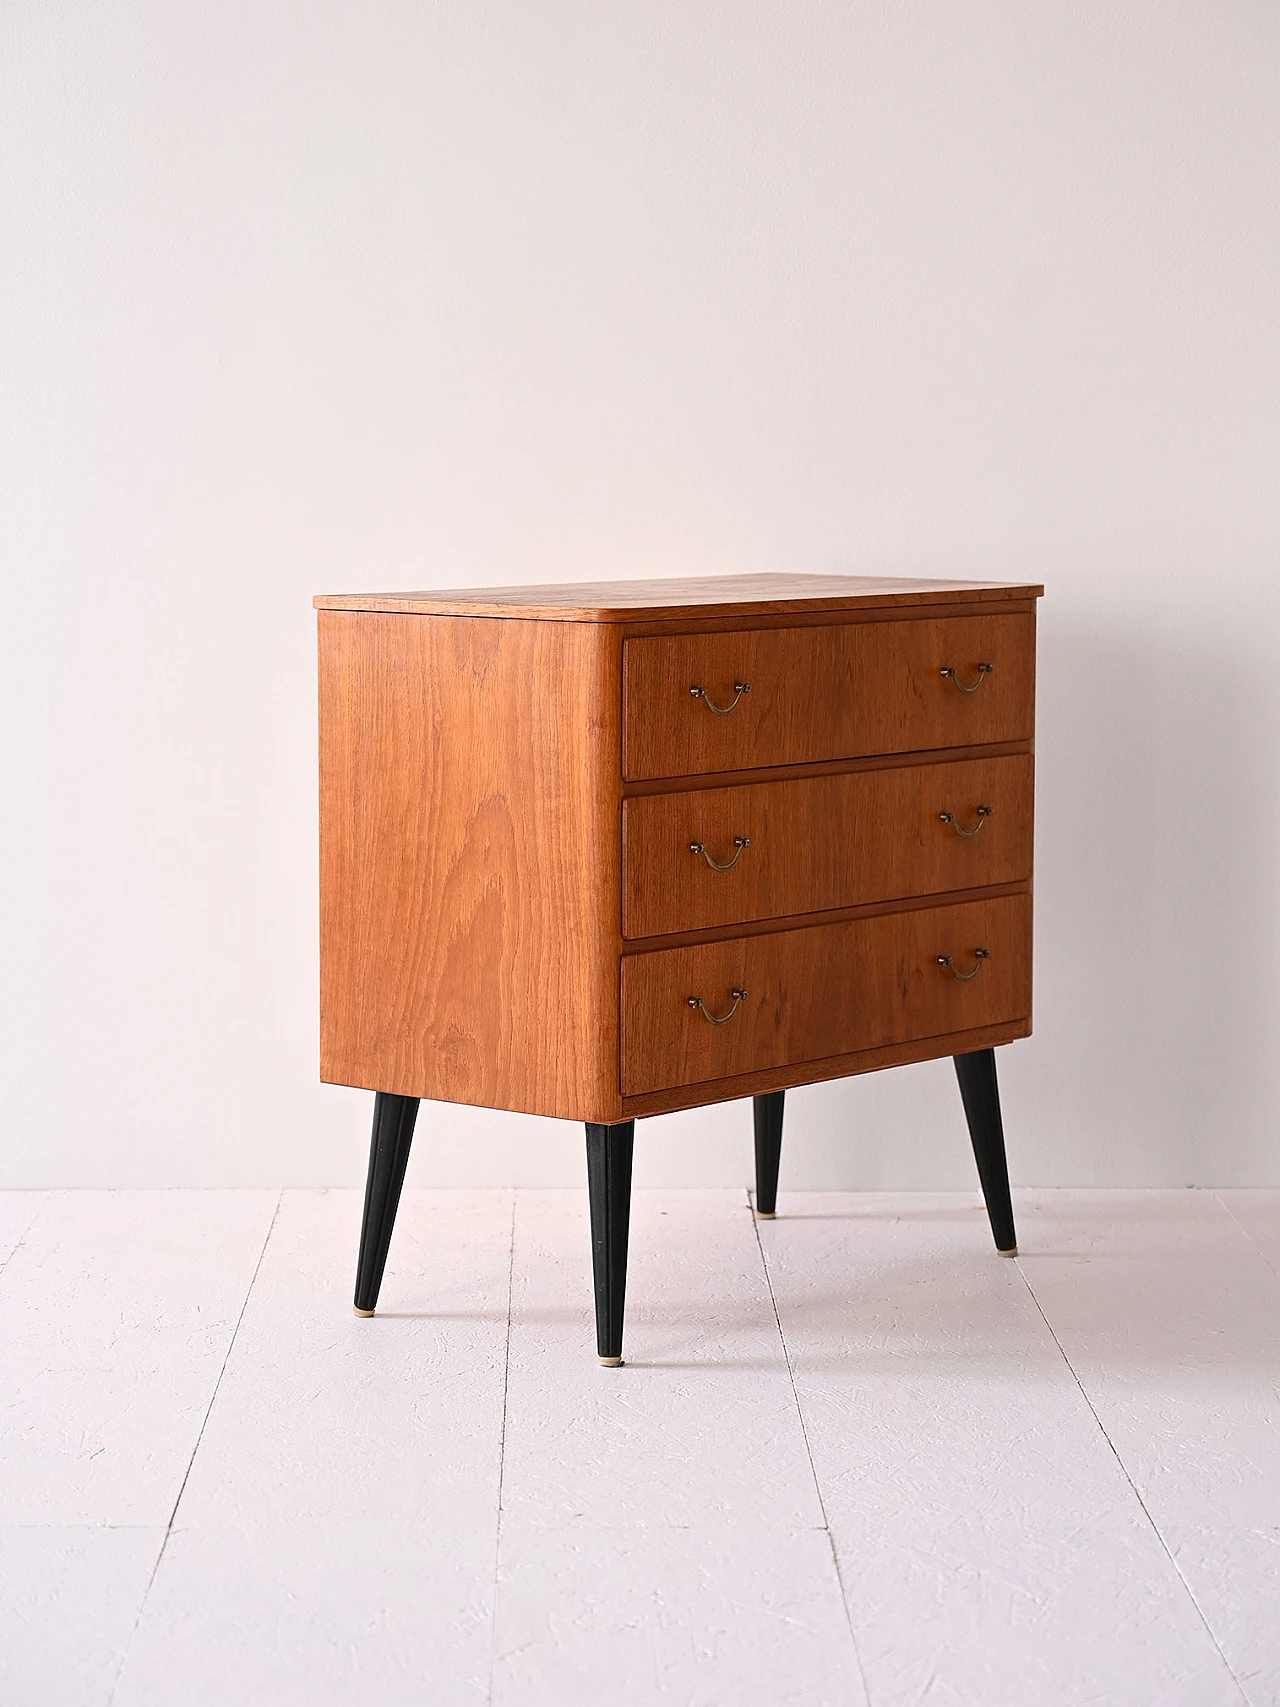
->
316 572 1042 1363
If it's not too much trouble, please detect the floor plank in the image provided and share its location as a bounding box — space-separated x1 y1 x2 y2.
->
0 1526 164 1707
492 1521 865 1707
1019 1189 1280 1707
173 1189 513 1527
2 1187 1274 1706
112 1523 494 1706
497 1189 825 1529
762 1192 1242 1707
0 1191 278 1525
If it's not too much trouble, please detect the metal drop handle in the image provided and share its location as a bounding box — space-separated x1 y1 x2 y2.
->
939 806 992 839
940 663 994 694
937 948 990 981
689 836 750 871
690 681 750 715
688 989 748 1025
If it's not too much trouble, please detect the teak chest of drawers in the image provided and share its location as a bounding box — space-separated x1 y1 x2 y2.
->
316 572 1042 1363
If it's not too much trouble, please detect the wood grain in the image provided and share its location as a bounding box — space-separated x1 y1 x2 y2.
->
619 597 1037 639
621 881 1031 955
623 612 1037 780
622 755 1034 938
620 894 1032 1096
621 1019 1032 1118
318 611 623 1119
314 573 1043 624
621 739 1033 797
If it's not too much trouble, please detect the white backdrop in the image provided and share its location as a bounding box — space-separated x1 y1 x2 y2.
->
2 1 1277 1189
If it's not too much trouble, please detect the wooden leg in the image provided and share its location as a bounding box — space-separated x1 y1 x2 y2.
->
953 1048 1017 1255
585 1121 634 1366
753 1090 784 1217
353 1092 420 1315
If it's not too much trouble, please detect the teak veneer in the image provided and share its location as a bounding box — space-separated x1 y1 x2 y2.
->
622 755 1034 938
622 612 1036 778
316 572 1043 1363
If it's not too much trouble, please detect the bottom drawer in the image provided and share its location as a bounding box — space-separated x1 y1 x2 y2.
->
621 893 1031 1096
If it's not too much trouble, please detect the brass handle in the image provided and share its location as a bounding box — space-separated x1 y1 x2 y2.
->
690 681 750 715
939 806 992 839
937 948 990 981
940 663 994 694
689 836 750 871
688 988 748 1025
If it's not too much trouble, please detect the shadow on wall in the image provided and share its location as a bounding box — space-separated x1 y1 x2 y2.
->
1012 612 1279 1184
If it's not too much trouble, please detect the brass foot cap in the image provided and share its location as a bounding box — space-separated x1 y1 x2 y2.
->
598 1355 623 1367
353 1306 376 1317
756 1210 776 1219
998 1246 1018 1258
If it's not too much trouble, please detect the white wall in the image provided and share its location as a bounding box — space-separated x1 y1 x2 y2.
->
2 1 1277 1189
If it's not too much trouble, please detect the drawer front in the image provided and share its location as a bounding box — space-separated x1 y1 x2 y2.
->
621 894 1031 1095
623 755 1033 938
623 613 1035 780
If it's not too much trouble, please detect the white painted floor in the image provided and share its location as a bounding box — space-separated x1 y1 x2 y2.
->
2 1187 1278 1706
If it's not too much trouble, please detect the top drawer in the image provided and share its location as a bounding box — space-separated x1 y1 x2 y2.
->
623 613 1035 780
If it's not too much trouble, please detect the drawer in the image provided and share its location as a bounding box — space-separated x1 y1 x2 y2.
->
623 613 1035 780
622 755 1033 938
620 893 1031 1095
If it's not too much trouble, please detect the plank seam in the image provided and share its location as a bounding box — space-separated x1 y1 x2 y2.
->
751 1196 872 1704
105 1189 284 1706
1212 1190 1280 1287
1015 1260 1249 1705
0 1195 49 1281
485 1189 518 1706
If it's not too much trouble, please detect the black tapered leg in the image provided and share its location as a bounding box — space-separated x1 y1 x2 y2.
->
753 1091 785 1217
585 1121 634 1365
353 1092 420 1315
953 1048 1017 1255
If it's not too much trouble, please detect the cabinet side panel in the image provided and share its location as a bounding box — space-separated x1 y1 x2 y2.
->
318 611 622 1120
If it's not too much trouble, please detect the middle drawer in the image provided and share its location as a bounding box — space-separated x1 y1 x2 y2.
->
622 754 1032 938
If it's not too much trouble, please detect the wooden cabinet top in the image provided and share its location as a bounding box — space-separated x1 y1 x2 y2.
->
313 573 1043 624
